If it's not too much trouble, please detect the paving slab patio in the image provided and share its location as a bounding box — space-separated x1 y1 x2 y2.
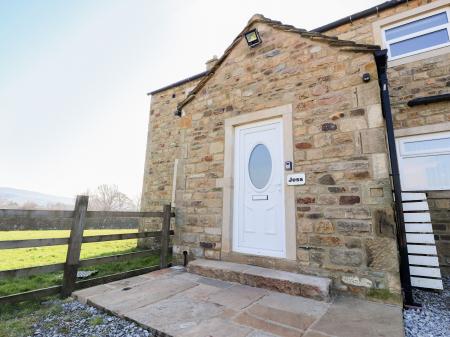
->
73 267 405 337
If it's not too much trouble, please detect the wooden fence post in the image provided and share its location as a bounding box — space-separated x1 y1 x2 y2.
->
61 195 89 297
160 204 171 269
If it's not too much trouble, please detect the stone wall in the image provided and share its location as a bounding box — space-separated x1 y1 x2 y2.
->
141 20 401 298
139 77 203 246
320 0 449 131
388 53 450 129
427 191 450 276
320 0 450 281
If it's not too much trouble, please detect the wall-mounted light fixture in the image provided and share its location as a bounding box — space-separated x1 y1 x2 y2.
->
362 73 371 83
244 28 262 48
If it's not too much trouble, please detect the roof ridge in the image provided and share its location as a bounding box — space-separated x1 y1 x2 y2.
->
172 14 379 115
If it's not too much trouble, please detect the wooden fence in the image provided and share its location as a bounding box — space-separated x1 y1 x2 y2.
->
0 195 174 304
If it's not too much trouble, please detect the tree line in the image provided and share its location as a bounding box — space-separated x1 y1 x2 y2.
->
0 184 140 211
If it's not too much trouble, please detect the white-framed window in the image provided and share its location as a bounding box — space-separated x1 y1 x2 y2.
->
382 8 450 60
397 131 450 191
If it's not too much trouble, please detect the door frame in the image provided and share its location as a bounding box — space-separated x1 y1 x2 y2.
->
221 104 296 261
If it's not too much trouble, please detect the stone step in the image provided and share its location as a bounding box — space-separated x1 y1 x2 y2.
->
187 259 331 302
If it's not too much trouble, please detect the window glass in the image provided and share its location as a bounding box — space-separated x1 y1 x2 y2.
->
399 132 450 191
385 12 448 40
383 10 450 59
248 144 272 189
390 29 449 57
400 154 450 191
404 137 450 154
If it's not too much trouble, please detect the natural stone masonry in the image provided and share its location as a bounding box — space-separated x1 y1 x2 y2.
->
74 268 404 337
322 0 450 130
187 259 331 302
321 0 450 286
141 13 401 299
388 54 450 130
73 267 405 337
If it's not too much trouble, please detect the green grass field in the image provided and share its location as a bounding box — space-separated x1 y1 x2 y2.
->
0 230 159 297
0 296 66 337
0 230 139 270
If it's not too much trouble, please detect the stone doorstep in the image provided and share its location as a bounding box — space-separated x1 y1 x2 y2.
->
187 259 331 302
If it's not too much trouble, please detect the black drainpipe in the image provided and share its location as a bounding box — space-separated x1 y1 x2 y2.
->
374 49 419 308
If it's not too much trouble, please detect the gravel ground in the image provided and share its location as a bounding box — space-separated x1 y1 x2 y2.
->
29 299 154 337
18 277 449 337
404 276 450 337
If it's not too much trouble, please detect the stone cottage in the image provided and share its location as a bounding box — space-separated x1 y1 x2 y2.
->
141 0 449 302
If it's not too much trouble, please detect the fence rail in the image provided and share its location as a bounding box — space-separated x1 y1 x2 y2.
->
0 266 162 305
0 195 174 304
0 209 174 219
0 230 175 250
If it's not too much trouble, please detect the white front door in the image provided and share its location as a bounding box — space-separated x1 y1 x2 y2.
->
233 118 285 258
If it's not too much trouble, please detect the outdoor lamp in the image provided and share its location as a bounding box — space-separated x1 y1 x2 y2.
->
244 29 262 47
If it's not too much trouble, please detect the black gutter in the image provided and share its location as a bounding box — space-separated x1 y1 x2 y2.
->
312 0 407 33
147 70 209 96
149 1 406 95
408 93 450 107
374 49 419 308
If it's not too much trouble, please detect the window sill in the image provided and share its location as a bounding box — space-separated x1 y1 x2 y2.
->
387 45 450 67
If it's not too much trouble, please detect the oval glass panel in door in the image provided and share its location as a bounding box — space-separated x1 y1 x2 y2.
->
248 144 272 189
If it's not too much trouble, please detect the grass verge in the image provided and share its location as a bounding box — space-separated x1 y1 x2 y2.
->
0 230 161 336
0 254 160 296
0 296 65 337
367 288 403 305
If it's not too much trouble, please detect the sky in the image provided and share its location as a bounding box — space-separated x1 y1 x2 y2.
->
0 0 382 199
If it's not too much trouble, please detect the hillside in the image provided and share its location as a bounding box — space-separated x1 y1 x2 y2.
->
0 187 74 208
